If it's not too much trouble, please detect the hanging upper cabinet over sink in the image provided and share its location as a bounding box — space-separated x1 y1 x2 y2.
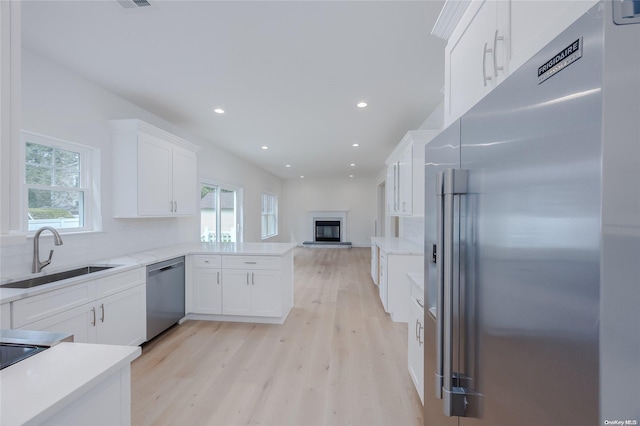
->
110 119 200 218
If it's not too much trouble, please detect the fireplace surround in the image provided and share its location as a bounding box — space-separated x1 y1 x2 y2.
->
308 210 348 244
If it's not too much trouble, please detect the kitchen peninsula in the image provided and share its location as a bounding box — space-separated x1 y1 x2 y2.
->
0 242 295 424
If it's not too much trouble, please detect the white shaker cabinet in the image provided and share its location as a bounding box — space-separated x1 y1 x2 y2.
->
386 130 438 217
185 249 294 325
372 238 423 323
408 287 424 405
12 268 146 346
189 255 222 315
110 119 199 218
445 0 508 125
221 256 282 318
439 0 598 126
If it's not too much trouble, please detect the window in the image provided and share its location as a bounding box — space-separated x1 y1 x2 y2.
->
22 131 96 233
200 182 241 242
261 192 278 239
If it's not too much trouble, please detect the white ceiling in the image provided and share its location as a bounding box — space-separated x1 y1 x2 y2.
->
21 0 446 180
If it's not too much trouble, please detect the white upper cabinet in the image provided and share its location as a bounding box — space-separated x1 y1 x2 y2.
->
110 119 199 218
445 0 509 125
437 0 598 127
386 130 439 217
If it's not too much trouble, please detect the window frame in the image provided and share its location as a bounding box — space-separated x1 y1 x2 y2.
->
199 180 243 243
261 192 278 240
21 131 98 234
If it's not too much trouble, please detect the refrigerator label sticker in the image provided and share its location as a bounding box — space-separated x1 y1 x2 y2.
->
538 38 583 84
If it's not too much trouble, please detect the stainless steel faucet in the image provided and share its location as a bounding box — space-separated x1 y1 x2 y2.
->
32 226 64 273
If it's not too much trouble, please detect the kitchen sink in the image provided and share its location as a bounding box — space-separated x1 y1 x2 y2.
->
0 265 117 289
0 343 47 370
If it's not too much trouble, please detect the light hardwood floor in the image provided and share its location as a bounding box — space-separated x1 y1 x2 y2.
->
131 247 423 426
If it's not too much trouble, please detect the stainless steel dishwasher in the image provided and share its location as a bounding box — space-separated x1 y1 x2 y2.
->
146 256 185 341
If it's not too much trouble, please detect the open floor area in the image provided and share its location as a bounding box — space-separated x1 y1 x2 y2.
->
131 247 422 425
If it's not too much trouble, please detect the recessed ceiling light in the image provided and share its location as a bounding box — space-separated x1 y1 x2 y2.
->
350 163 356 167
352 143 360 147
349 174 354 178
356 102 367 108
261 146 269 150
300 175 304 179
214 108 225 114
285 164 291 168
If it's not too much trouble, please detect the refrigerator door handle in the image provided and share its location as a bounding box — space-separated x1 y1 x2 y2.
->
441 168 470 417
435 172 445 399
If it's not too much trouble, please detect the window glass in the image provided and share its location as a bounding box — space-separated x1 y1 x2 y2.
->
200 183 240 243
23 134 92 232
261 192 278 239
200 185 218 242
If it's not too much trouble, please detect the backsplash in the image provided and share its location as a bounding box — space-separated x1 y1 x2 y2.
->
0 218 195 279
400 216 424 248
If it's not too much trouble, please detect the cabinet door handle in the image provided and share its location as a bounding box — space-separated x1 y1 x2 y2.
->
174 201 178 213
493 29 504 77
418 320 424 346
483 42 493 87
416 319 420 341
251 272 255 286
91 306 96 326
217 271 220 284
170 201 174 213
100 303 105 323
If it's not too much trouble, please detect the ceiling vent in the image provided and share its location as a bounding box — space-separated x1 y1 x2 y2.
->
116 0 151 9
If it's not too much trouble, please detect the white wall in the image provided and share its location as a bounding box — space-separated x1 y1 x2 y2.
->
0 49 282 278
418 100 444 130
280 177 377 247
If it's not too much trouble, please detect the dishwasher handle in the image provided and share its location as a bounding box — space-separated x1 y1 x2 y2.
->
147 260 185 275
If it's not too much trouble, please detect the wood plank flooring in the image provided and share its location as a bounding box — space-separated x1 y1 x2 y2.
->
131 247 423 426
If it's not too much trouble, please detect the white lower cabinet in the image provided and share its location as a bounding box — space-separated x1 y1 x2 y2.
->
376 247 423 323
95 285 146 346
12 268 146 346
187 252 294 324
222 269 281 317
190 255 222 314
408 296 424 404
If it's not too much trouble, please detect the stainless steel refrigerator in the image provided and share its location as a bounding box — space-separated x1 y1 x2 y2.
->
423 2 640 425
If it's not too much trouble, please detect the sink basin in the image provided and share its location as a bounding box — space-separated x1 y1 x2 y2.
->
0 343 47 370
1 265 116 289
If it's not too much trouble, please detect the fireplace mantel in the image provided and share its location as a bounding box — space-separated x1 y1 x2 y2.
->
309 210 347 243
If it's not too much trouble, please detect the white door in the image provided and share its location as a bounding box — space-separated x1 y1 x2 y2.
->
19 303 97 343
96 286 146 346
250 270 281 317
172 146 197 215
192 268 222 314
137 132 172 216
221 270 251 316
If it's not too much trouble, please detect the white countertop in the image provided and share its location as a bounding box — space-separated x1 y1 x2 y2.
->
0 242 297 304
371 237 423 255
0 342 140 426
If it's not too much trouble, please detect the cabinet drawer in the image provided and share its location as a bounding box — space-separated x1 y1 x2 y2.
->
95 267 145 299
192 255 222 269
13 282 96 328
222 256 280 270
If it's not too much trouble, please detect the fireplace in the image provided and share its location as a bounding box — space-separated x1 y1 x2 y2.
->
306 210 349 246
315 220 340 242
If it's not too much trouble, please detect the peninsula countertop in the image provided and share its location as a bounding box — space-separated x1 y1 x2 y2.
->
0 242 297 305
